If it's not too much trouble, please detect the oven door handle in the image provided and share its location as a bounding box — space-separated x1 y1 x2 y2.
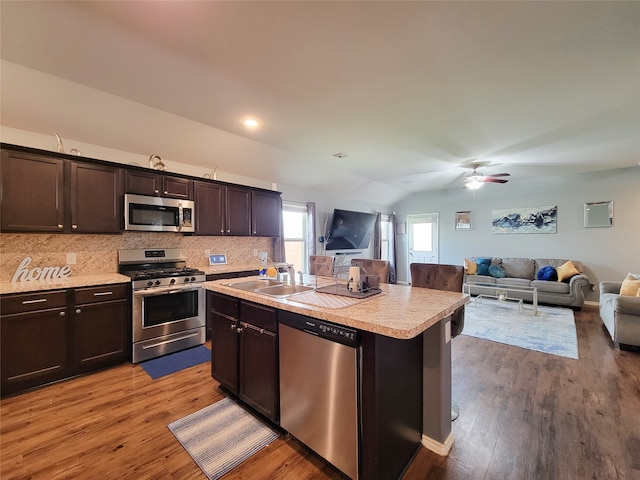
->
133 285 203 297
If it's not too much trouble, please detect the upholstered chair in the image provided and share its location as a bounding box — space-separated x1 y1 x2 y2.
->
409 262 465 420
309 255 335 277
350 259 391 284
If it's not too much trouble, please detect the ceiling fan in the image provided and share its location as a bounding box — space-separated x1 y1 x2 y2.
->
464 163 510 189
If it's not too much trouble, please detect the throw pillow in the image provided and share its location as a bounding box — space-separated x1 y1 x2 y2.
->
464 258 477 275
620 273 640 296
488 264 506 278
537 265 558 281
556 260 580 282
477 257 492 276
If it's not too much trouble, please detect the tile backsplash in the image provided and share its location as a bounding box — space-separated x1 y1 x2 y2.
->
0 232 273 282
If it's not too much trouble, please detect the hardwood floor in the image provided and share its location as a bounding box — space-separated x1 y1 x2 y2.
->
2 308 639 479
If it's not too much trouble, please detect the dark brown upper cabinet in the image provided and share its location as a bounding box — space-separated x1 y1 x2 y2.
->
1 149 122 234
125 169 193 200
194 182 252 236
252 190 282 237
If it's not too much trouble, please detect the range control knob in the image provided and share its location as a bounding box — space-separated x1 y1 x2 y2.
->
184 277 190 282
147 281 153 287
170 278 176 284
155 280 161 286
190 276 196 282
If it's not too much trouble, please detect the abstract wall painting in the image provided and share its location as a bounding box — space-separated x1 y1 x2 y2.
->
491 205 557 234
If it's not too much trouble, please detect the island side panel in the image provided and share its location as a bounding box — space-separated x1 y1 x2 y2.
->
422 317 453 454
360 331 423 480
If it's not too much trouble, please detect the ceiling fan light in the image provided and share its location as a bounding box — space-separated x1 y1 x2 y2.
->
466 178 483 190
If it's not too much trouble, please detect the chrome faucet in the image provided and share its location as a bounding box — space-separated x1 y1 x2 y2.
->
271 262 296 285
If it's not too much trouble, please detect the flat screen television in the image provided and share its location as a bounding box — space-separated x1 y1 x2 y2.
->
325 209 377 251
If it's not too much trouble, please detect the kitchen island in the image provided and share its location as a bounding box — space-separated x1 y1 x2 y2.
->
205 275 468 479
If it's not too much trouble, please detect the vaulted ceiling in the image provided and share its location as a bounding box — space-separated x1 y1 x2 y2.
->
1 1 638 205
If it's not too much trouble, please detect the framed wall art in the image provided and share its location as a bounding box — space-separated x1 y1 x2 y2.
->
455 211 472 230
491 205 557 234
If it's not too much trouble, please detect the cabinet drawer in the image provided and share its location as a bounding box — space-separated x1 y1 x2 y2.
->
240 301 277 332
209 292 239 318
74 284 129 304
1 290 67 315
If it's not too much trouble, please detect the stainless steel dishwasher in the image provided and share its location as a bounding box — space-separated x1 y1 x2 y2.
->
278 311 359 480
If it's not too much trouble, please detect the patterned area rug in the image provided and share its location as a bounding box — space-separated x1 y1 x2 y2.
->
462 298 579 359
168 397 280 480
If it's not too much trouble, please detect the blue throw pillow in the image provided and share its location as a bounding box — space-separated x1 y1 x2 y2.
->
537 265 558 281
477 257 492 276
489 264 506 278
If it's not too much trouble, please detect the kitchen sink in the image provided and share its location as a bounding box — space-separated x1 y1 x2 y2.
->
227 279 283 291
255 284 315 297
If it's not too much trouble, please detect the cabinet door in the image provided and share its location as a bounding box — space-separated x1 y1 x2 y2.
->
125 170 161 196
1 306 71 396
210 312 239 392
209 292 240 392
74 284 130 372
239 324 278 421
162 176 193 199
70 162 122 233
252 191 282 237
1 150 65 232
226 185 252 236
194 181 225 235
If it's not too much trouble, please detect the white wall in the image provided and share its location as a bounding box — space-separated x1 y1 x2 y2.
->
392 167 640 303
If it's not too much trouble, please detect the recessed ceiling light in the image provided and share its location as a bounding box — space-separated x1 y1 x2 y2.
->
241 117 261 128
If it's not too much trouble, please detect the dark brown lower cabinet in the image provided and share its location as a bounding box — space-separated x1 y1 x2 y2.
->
1 284 131 397
209 292 279 422
74 284 130 374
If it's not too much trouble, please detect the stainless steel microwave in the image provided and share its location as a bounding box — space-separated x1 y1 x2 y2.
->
124 194 195 232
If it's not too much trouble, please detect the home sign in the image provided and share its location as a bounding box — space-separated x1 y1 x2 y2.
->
11 257 72 283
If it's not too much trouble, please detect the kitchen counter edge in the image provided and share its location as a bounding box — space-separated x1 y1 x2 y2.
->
0 274 132 295
204 276 469 340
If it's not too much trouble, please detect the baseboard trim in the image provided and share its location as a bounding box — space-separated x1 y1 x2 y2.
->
421 432 454 456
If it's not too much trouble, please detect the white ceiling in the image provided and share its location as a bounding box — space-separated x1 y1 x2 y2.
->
1 1 639 205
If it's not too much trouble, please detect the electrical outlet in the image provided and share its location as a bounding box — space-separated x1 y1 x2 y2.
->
253 249 258 257
259 251 268 261
205 249 211 258
66 253 77 265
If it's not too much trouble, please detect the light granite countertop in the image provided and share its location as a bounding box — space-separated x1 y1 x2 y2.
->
0 273 132 295
205 275 469 340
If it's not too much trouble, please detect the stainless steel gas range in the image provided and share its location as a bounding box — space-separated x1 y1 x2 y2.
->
118 248 206 363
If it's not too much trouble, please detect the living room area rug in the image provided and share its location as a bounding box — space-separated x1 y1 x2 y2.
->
168 397 280 480
462 298 579 359
139 345 211 379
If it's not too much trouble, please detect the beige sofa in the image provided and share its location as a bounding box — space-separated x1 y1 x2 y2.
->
464 257 590 309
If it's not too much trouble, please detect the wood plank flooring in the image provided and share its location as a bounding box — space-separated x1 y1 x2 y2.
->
2 307 639 479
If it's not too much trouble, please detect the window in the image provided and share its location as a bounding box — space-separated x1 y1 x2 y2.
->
282 202 308 275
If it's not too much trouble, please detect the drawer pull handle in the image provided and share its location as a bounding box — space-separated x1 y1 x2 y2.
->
59 311 65 317
76 309 81 314
22 299 47 304
93 292 113 296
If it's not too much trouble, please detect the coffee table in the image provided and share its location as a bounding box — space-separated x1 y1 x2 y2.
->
463 282 538 315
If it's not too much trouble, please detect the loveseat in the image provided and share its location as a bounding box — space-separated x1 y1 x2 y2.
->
599 278 640 349
464 257 590 309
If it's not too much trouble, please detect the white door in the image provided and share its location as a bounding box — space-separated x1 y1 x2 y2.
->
407 214 439 268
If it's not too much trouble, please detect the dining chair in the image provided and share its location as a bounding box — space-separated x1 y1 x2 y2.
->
409 262 465 420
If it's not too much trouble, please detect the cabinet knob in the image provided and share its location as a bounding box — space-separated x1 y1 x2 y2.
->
58 224 64 229
72 225 78 230
154 189 159 194
76 308 81 314
164 191 168 195
229 324 236 330
59 311 65 316
236 327 243 333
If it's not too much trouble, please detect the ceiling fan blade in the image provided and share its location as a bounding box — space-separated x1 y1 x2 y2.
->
486 172 511 178
483 178 509 184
